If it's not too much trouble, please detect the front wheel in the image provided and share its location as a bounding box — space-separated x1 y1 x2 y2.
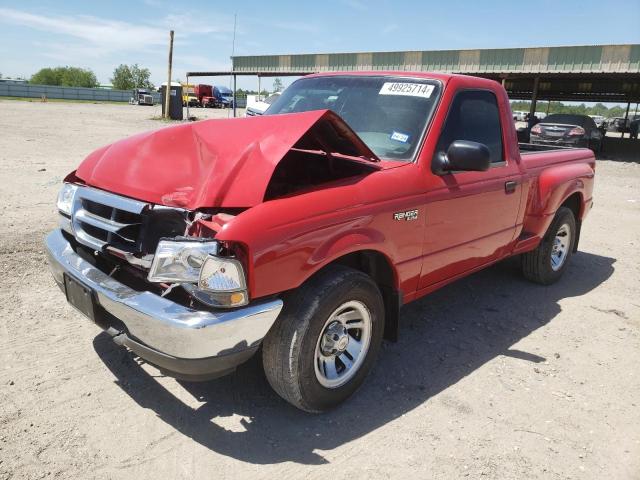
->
262 266 385 412
522 206 576 285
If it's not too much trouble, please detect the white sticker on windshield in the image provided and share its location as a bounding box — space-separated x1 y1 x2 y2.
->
390 131 410 143
379 82 434 98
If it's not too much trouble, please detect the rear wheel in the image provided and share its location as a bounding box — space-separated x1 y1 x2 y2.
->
522 206 576 285
262 266 385 412
588 138 602 154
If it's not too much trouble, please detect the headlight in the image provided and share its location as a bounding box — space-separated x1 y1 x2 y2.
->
148 238 249 308
57 183 78 216
147 239 218 283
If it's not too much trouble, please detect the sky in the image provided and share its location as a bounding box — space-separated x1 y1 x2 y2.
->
1 0 639 91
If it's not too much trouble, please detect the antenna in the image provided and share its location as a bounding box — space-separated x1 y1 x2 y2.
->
231 13 237 61
229 13 237 118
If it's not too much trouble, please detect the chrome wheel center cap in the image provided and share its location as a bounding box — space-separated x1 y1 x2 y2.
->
321 322 349 355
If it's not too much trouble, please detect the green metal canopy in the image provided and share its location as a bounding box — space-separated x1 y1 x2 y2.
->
222 44 640 103
232 44 639 75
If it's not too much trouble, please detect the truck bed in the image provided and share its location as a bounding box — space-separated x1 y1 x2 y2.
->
518 143 595 171
519 142 575 154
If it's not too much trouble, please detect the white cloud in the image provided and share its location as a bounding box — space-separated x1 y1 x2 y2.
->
33 40 109 62
0 7 241 83
0 8 168 53
0 7 234 55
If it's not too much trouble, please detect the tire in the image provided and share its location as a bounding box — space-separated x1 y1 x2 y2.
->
262 265 385 413
522 206 576 285
588 139 602 154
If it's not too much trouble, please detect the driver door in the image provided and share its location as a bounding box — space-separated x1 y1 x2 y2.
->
418 89 523 290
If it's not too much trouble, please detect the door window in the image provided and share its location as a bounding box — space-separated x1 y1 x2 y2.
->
434 90 504 164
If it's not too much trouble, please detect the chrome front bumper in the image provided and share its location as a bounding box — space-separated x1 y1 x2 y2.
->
45 229 283 368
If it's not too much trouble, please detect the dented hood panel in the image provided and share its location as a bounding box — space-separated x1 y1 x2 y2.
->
75 110 380 210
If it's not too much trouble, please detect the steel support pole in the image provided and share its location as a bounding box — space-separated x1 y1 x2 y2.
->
233 74 237 118
622 102 631 138
186 74 189 120
528 76 539 128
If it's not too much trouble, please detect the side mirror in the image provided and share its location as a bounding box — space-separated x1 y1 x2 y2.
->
433 140 491 174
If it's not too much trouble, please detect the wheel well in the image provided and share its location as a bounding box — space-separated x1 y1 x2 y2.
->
561 192 582 219
331 250 401 342
561 192 582 252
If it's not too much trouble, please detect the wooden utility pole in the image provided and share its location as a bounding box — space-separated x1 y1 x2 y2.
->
164 30 174 119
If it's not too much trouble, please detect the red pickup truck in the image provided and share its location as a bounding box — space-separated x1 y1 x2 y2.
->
46 72 595 412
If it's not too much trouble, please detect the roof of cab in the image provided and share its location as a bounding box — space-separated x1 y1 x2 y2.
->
303 71 505 91
305 70 456 82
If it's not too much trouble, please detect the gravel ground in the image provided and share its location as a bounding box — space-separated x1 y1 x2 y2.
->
0 100 638 480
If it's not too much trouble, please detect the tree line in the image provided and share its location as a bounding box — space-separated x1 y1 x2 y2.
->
510 100 632 119
30 66 99 88
28 64 153 90
27 66 286 94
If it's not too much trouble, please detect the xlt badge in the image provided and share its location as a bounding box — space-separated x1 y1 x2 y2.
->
393 209 418 221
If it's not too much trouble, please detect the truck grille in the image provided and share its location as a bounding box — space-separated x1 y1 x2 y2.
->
71 187 149 252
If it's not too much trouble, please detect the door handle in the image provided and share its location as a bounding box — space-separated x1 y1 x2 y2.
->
505 181 518 194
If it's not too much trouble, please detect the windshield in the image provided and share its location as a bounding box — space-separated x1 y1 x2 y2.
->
264 93 280 105
265 76 442 161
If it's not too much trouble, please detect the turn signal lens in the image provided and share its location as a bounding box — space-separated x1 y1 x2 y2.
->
198 256 249 307
198 256 247 292
230 292 245 304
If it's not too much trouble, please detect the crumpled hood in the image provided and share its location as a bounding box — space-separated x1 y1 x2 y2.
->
75 110 380 210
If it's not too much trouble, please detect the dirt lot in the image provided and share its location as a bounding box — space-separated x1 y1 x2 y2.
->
0 100 638 480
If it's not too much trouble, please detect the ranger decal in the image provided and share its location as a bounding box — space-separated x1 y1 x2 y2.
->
393 209 419 221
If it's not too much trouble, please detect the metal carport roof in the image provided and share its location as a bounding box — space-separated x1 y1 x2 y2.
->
187 44 640 103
